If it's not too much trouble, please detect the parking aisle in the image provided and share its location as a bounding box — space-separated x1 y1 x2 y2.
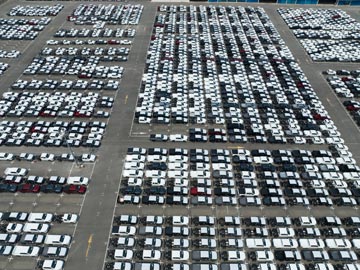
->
64 4 157 270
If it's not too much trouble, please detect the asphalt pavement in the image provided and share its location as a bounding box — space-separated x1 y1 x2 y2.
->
0 1 359 270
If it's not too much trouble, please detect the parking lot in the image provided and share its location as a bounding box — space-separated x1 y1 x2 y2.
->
278 7 360 62
0 1 142 270
0 1 359 270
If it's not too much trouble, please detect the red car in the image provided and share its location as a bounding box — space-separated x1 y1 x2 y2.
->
346 105 360 111
19 183 40 193
108 40 119 45
74 111 91 118
63 185 86 194
313 114 328 120
190 187 212 196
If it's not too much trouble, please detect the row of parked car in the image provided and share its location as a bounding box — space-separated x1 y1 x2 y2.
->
326 72 360 98
136 6 334 140
0 91 113 118
278 8 360 62
104 214 360 270
54 28 136 38
24 56 124 79
153 122 343 144
0 50 20 58
47 39 132 46
40 47 129 59
0 167 89 194
113 214 360 227
0 152 96 162
68 4 143 25
0 211 78 223
7 4 64 17
293 29 360 40
0 120 106 148
118 146 359 206
12 79 119 91
299 39 360 62
0 17 51 40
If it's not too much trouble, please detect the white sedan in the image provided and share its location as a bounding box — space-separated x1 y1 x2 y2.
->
169 134 188 142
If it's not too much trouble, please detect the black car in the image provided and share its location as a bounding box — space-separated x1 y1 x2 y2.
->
189 134 207 142
144 187 166 196
166 196 188 205
147 162 167 171
121 186 142 195
0 184 17 193
40 184 62 193
256 164 276 172
234 163 254 171
275 250 301 261
279 164 297 172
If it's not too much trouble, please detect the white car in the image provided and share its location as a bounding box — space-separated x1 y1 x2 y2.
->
6 223 23 233
125 154 146 162
40 153 55 161
12 245 40 256
246 238 271 249
344 172 360 181
41 259 64 270
275 228 296 238
168 155 188 163
169 134 188 142
126 178 142 186
66 176 89 186
23 223 50 233
44 235 71 246
168 250 190 261
114 249 133 260
212 163 233 171
273 239 299 249
147 155 167 162
124 162 145 170
336 157 356 165
4 167 28 176
27 213 53 223
190 171 210 178
112 226 136 236
168 163 188 171
122 169 143 178
299 239 325 249
238 188 259 197
252 250 274 262
61 214 78 224
171 216 189 226
325 239 352 249
145 170 166 178
80 154 96 162
253 156 273 164
0 153 14 161
141 250 161 261
298 216 317 226
168 171 188 178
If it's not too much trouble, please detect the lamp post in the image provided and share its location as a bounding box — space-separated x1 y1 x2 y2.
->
60 128 83 168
